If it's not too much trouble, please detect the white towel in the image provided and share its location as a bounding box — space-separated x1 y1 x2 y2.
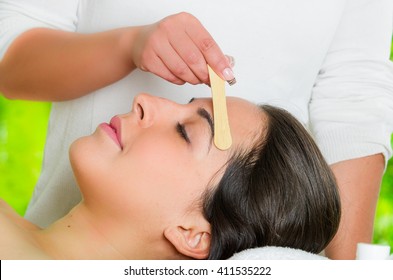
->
229 247 328 260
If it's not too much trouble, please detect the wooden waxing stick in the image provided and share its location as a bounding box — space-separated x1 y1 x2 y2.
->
208 65 232 150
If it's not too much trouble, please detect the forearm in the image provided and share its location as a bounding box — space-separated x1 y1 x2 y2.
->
0 27 140 101
0 13 233 100
325 154 385 259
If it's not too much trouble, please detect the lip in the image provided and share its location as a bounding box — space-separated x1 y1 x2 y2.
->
99 116 122 149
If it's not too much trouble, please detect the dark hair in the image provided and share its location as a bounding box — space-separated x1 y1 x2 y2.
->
203 105 341 260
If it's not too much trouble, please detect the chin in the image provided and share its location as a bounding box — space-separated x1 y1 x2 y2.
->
69 136 91 181
69 133 115 194
69 134 104 172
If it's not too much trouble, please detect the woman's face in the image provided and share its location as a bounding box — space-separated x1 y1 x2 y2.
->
70 94 263 233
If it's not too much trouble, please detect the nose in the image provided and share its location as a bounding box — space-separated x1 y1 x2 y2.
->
132 93 179 128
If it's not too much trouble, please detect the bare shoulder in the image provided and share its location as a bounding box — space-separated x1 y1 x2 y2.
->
0 199 51 259
0 199 40 230
0 198 16 212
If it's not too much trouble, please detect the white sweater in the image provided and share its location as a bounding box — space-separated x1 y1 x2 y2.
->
1 0 393 227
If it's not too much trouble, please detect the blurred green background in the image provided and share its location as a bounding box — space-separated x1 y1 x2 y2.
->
0 98 51 213
1 63 393 250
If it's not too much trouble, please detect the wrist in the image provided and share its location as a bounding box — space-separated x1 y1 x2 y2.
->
118 26 144 71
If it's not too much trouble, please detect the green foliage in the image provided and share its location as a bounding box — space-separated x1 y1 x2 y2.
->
372 42 393 247
0 95 51 215
373 136 393 247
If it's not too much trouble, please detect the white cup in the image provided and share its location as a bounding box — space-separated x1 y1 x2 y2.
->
356 243 391 260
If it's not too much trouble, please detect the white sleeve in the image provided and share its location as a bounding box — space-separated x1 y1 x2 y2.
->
310 0 393 165
0 0 80 58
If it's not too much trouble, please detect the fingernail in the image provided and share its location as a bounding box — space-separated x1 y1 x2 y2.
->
222 68 236 85
226 55 235 67
227 78 237 86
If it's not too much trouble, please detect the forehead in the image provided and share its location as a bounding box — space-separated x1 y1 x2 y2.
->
227 97 265 147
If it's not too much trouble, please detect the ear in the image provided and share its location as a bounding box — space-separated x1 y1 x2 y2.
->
164 222 211 259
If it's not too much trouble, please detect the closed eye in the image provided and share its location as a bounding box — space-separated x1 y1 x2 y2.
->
176 122 191 144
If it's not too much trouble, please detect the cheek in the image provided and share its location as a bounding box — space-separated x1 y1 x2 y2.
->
70 128 230 222
120 135 208 212
125 135 193 191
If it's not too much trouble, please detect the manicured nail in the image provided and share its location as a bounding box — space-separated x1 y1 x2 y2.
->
222 68 236 85
227 78 237 86
226 55 235 67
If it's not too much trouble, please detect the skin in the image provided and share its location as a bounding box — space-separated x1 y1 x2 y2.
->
0 11 386 259
0 95 264 259
325 154 385 259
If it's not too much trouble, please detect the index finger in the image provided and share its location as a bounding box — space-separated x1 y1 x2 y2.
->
185 18 236 85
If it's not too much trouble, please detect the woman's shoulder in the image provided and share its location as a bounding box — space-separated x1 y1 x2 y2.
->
0 199 40 230
0 199 51 259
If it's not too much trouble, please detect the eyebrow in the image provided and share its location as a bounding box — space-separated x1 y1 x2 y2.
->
189 98 214 151
196 107 214 153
